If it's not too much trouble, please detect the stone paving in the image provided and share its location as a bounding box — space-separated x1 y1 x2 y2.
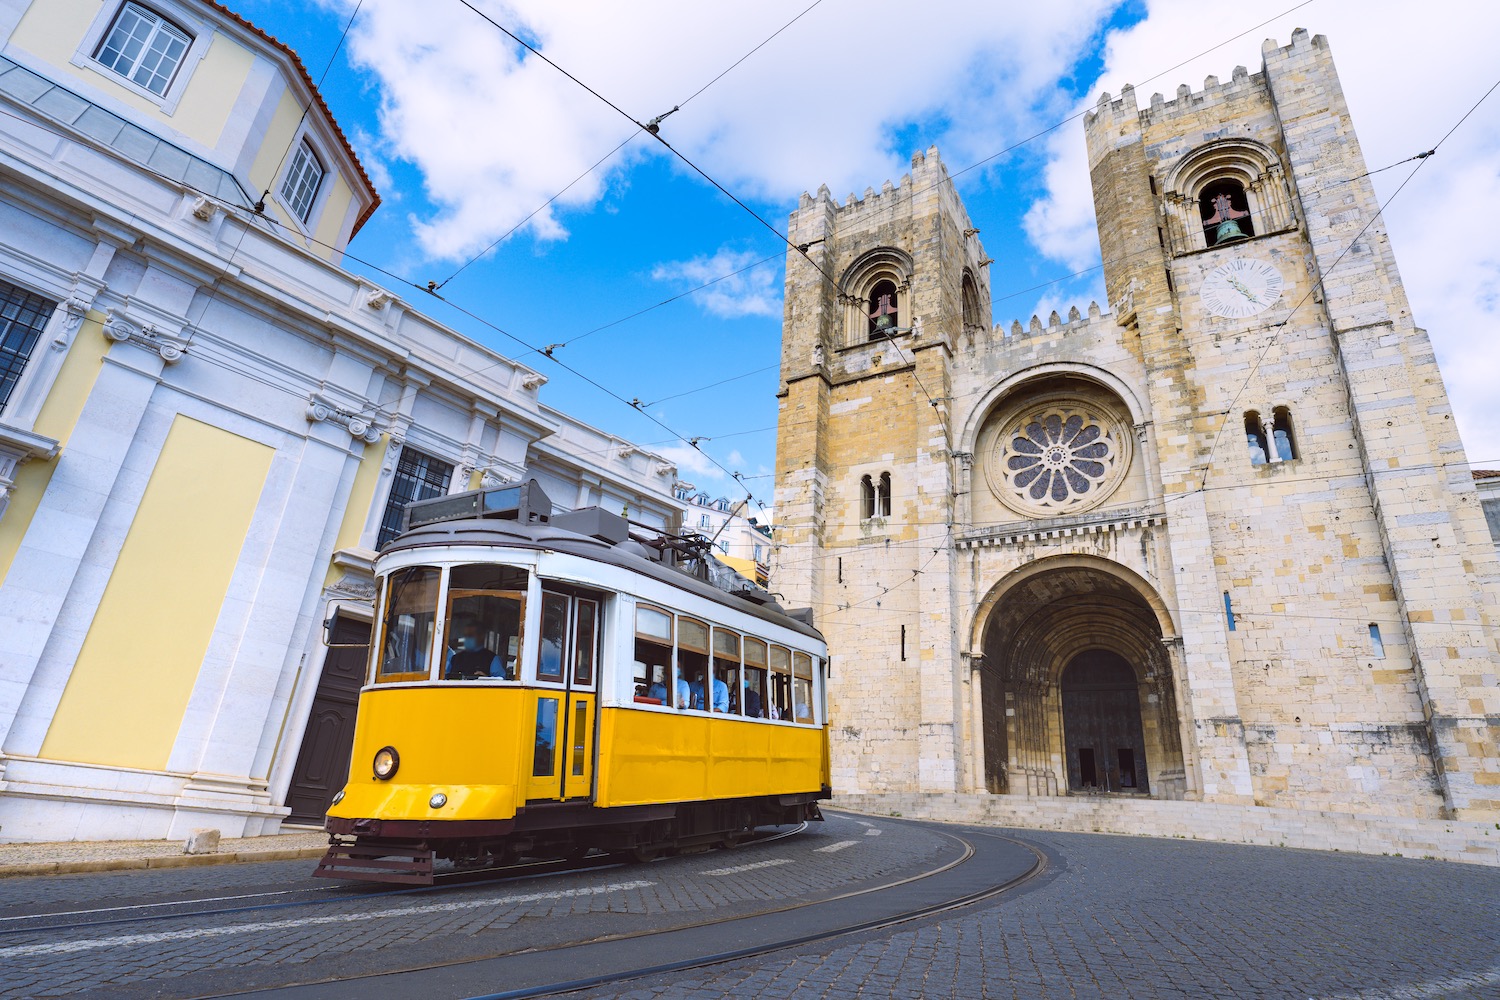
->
0 814 954 998
0 831 328 876
586 826 1500 1000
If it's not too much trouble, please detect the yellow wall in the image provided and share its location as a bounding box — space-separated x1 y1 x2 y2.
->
246 88 304 220
322 434 384 587
40 414 274 770
0 313 109 587
313 174 353 257
10 0 252 150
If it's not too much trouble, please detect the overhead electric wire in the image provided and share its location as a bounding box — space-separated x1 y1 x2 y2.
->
255 0 364 212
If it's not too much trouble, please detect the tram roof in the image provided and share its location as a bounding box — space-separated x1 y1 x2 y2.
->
380 517 824 643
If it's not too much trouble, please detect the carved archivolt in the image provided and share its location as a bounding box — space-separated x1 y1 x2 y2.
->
1160 138 1295 253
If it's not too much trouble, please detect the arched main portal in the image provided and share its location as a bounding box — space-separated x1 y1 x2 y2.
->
976 560 1186 799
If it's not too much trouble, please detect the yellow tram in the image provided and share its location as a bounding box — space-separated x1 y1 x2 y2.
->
316 480 830 883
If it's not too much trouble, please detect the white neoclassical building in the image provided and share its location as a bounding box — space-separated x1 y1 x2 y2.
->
0 0 684 842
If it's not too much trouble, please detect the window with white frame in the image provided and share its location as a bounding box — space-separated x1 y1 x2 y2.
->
280 141 325 224
94 3 192 98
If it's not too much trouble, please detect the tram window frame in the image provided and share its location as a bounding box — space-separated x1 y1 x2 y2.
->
537 591 570 684
768 644 792 721
375 566 441 683
440 564 527 682
572 596 599 688
711 628 740 715
792 652 815 724
743 637 769 719
677 616 710 712
634 603 676 707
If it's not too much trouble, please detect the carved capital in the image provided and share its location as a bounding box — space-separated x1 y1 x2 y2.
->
307 394 383 444
191 196 218 222
520 372 547 391
101 310 187 364
364 287 395 311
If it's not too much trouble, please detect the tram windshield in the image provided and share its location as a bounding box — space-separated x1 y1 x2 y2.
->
378 567 439 681
442 564 527 681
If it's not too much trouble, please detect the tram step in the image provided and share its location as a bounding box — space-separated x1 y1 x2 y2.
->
312 841 436 885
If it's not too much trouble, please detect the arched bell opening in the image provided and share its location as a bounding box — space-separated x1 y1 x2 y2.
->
977 561 1186 799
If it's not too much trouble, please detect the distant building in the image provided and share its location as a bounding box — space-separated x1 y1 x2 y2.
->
0 0 682 842
773 31 1500 823
673 484 771 586
1478 471 1500 550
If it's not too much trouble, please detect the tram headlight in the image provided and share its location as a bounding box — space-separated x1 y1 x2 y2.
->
331 789 345 805
373 746 400 780
429 792 447 808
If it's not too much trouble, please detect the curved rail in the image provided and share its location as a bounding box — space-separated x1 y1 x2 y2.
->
0 823 809 939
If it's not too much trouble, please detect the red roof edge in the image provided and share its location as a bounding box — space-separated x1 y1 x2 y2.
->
199 1 382 236
1473 469 1500 480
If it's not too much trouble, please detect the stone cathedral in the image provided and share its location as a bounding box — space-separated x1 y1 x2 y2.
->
772 29 1500 825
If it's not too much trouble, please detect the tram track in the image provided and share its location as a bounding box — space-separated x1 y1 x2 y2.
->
0 823 809 940
202 817 1047 1000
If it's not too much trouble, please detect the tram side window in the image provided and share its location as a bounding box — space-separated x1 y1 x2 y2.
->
743 638 768 719
769 645 792 721
538 592 568 682
378 566 440 681
793 652 816 724
711 629 740 715
443 564 527 681
678 617 710 711
573 598 598 686
635 605 676 706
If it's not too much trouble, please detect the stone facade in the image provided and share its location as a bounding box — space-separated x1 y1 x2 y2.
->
773 30 1500 823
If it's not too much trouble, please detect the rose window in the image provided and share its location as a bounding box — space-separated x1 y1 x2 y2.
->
999 408 1119 510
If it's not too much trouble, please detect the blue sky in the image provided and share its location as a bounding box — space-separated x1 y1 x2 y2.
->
234 1 1500 507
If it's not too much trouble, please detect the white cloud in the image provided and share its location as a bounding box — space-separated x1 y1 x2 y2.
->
654 442 727 483
325 0 1118 260
651 247 781 319
1022 0 1500 456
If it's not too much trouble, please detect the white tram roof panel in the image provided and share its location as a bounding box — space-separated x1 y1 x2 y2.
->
389 481 822 643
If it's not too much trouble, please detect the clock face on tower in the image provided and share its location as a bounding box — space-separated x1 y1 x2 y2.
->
1200 257 1285 320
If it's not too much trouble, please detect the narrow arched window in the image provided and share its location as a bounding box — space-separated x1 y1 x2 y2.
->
867 278 900 338
1244 411 1269 466
1272 406 1297 461
878 471 892 518
961 273 980 333
860 475 876 520
1200 179 1255 247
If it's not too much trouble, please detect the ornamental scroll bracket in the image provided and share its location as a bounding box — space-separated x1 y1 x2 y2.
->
101 310 186 365
306 394 384 444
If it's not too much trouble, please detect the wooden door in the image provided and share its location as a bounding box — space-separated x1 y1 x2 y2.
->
286 616 370 823
1061 650 1149 794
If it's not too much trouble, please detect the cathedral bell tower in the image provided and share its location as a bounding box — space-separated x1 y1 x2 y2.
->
773 148 991 793
1085 29 1500 818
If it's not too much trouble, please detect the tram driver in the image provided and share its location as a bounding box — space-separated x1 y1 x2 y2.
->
445 616 508 680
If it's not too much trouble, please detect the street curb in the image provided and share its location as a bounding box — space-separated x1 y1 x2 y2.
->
0 846 327 878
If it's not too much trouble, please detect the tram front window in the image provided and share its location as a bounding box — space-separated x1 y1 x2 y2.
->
378 567 440 681
443 564 527 681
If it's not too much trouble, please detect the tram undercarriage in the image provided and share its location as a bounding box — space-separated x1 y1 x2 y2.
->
315 792 827 884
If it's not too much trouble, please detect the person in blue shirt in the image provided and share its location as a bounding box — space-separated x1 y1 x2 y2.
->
445 618 506 679
710 669 731 713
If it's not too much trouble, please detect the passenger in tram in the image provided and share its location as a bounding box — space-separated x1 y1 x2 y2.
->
710 668 731 713
445 617 506 679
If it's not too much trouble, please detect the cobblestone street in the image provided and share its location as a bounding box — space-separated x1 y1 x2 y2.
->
1 815 1496 998
589 823 1500 1000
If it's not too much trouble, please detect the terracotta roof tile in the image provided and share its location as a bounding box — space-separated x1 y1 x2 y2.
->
198 1 381 236
1473 469 1500 480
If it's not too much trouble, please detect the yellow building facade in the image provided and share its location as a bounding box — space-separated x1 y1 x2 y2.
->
0 0 685 842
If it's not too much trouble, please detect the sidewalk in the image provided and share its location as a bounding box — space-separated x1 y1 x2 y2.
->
0 829 329 877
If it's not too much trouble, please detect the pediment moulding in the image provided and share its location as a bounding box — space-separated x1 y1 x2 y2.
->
956 506 1166 550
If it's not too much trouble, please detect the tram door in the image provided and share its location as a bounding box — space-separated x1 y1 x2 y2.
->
527 589 600 802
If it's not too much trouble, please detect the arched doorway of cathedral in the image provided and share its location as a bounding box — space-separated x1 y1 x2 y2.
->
975 558 1187 799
